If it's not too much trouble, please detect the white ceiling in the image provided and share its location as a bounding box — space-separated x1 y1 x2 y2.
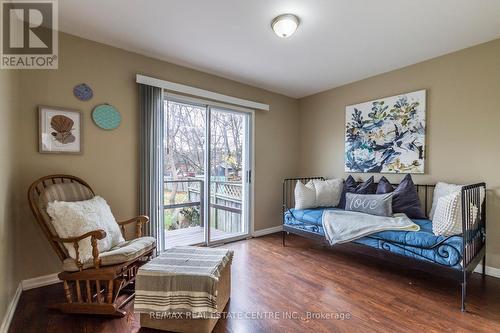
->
59 0 500 98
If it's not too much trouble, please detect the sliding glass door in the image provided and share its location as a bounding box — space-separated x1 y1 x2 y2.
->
209 108 251 243
163 97 252 249
163 100 207 248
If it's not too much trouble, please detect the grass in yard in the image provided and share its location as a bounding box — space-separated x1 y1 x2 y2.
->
164 209 176 230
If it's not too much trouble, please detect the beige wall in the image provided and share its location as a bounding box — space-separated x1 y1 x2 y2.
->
298 38 500 268
14 33 300 281
0 70 20 321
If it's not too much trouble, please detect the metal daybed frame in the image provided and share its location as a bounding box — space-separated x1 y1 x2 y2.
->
282 177 486 311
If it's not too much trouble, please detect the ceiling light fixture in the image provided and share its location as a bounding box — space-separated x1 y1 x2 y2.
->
271 14 299 38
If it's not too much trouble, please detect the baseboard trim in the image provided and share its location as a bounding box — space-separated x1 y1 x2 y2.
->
252 225 283 237
21 273 60 291
1 273 60 333
0 283 22 333
473 264 500 278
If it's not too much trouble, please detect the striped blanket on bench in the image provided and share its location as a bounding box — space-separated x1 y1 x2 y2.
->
135 246 233 316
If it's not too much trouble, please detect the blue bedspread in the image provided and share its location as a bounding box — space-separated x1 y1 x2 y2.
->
284 208 463 269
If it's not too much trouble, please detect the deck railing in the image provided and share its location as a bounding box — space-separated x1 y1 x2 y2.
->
164 179 204 229
164 179 243 234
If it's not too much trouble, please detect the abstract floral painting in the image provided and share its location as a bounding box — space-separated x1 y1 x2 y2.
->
345 90 426 173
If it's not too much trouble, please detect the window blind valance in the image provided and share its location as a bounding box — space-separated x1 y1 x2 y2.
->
136 74 269 111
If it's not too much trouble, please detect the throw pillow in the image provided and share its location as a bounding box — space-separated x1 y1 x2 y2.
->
376 174 426 219
432 191 479 236
432 191 462 236
345 193 394 217
294 181 316 210
47 196 125 262
312 178 343 207
429 182 463 220
338 175 376 209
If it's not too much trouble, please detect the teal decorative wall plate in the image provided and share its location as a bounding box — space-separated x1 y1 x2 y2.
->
92 104 121 130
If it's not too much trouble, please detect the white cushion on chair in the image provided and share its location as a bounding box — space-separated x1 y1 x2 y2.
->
39 182 94 236
47 196 125 263
62 236 156 272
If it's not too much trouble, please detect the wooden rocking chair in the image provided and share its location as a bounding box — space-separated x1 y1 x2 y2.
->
28 174 156 317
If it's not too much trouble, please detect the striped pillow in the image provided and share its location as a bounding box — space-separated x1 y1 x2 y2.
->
40 182 94 209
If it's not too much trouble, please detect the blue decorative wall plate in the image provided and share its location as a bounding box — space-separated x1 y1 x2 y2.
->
73 83 93 101
92 104 121 130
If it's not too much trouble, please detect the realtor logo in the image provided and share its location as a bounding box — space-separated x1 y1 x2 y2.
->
1 0 58 69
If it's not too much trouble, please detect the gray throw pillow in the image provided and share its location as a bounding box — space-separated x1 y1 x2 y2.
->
345 193 394 217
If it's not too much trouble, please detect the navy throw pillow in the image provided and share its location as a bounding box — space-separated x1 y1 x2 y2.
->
338 175 376 209
376 174 426 219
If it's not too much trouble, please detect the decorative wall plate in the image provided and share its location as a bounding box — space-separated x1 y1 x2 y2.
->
73 83 93 101
92 104 121 130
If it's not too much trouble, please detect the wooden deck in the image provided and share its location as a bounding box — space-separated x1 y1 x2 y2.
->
165 226 241 248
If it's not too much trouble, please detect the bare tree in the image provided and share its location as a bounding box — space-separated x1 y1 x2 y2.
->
164 102 245 229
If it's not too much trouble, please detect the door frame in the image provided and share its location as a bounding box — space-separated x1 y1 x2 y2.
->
164 92 255 246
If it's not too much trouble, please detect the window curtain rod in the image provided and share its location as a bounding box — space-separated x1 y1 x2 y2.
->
136 74 270 111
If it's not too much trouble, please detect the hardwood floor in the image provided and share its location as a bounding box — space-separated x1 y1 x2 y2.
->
9 233 500 333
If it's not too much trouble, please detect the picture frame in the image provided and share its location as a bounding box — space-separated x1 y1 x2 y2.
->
39 105 83 154
345 89 426 173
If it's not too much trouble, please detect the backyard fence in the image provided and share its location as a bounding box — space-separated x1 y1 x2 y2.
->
164 178 243 234
187 180 242 234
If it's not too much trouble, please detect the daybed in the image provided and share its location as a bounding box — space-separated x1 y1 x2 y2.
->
282 177 486 311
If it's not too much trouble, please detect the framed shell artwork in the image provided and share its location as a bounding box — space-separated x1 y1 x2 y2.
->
39 106 82 154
